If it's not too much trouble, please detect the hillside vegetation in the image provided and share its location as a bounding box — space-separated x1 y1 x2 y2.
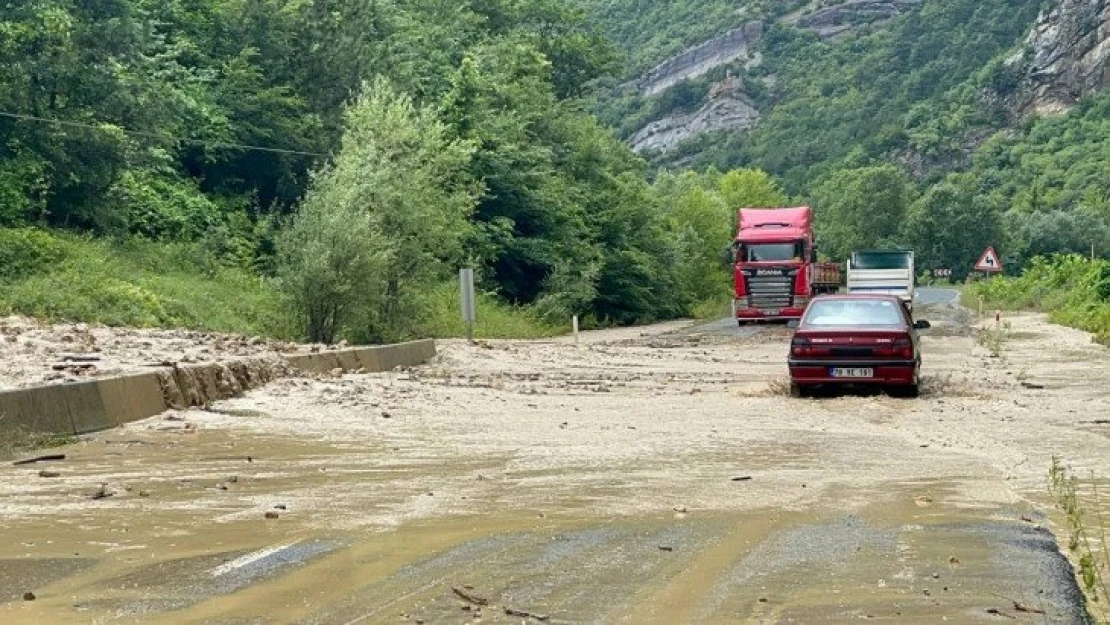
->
1 0 1107 344
0 0 766 341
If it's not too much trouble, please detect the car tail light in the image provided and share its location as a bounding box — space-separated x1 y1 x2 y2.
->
791 337 830 357
874 338 913 358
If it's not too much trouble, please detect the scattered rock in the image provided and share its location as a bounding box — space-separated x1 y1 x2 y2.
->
38 470 61 478
264 511 280 520
22 592 35 601
330 367 344 378
274 504 288 510
504 607 549 621
139 490 150 497
90 485 114 500
731 475 752 482
13 453 66 466
1013 601 1044 614
452 586 489 606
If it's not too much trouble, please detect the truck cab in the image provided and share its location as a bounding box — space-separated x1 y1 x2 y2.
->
732 207 840 323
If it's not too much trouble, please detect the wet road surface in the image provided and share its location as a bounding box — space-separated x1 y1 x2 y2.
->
0 294 1105 624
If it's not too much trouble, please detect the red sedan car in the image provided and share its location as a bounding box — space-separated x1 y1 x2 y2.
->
787 294 930 398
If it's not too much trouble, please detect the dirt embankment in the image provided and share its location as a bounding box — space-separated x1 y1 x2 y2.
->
0 316 341 390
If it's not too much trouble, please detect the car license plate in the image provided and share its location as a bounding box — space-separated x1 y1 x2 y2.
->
830 367 873 378
763 309 780 316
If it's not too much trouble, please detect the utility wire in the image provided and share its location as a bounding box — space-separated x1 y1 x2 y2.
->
0 109 326 157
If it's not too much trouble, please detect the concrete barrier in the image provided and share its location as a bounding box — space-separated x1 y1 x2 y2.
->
0 339 437 437
284 340 436 376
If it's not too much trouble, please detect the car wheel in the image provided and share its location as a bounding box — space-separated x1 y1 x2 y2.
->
790 382 808 398
892 384 919 399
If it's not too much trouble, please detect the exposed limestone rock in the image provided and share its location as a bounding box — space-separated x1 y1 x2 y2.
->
631 77 759 153
156 357 287 410
638 22 763 97
1015 0 1110 114
785 0 921 38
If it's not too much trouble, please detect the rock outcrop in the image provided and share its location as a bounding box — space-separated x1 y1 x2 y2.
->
637 22 763 97
630 77 759 153
1015 0 1110 114
790 0 921 38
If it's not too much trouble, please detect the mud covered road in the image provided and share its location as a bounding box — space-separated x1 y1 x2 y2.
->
1 295 1108 624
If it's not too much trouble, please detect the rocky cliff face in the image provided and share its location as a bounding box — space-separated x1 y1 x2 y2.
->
636 22 763 97
625 0 925 153
630 77 759 153
787 0 922 38
1016 0 1110 114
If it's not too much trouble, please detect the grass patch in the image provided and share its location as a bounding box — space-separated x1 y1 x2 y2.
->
1049 456 1110 621
0 424 77 460
975 322 1011 358
0 228 289 338
0 228 568 343
416 282 565 340
965 255 1110 346
691 297 731 321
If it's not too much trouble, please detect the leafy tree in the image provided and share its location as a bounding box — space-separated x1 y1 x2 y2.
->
718 168 788 210
809 165 914 261
278 79 476 343
901 173 1003 278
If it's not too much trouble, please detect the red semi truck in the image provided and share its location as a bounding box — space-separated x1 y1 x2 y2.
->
731 206 841 324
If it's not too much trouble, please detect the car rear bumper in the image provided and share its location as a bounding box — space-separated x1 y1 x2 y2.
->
736 307 807 320
788 359 918 385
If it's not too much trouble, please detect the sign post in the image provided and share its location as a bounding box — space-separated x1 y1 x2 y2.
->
459 268 476 342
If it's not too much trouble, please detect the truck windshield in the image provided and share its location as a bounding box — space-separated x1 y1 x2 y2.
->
851 251 911 269
742 241 804 262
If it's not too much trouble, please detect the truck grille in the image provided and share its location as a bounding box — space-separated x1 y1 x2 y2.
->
747 274 794 310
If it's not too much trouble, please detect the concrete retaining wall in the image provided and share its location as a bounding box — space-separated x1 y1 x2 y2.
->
0 339 436 436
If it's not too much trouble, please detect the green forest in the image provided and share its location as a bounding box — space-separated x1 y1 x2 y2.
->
0 0 1107 343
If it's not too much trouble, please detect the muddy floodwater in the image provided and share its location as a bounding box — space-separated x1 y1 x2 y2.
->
1 297 1107 624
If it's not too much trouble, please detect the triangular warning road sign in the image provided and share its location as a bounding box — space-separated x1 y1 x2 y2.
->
974 246 1003 272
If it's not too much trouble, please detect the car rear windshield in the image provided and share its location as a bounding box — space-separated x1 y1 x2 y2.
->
803 299 905 327
850 251 911 269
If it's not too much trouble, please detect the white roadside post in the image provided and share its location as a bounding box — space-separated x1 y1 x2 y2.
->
459 268 476 342
572 315 579 344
